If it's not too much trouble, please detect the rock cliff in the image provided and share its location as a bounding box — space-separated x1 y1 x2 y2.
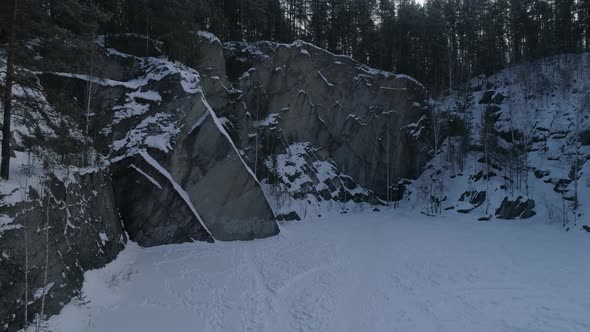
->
0 31 427 330
188 35 428 216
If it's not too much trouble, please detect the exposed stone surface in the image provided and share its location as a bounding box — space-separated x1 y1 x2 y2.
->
457 190 486 213
0 171 126 332
111 156 213 246
39 36 279 243
495 196 536 219
1 32 427 330
214 40 428 204
276 211 302 222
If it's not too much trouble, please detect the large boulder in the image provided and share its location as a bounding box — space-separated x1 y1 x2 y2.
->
457 190 487 213
495 196 536 219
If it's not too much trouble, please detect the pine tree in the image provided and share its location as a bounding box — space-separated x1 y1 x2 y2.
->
1 0 18 180
310 0 329 48
509 0 526 63
424 0 450 94
377 0 396 71
581 0 590 50
555 0 578 54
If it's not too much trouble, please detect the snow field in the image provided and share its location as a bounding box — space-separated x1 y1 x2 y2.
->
45 210 590 332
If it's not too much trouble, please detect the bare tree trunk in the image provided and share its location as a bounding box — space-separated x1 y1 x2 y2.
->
483 116 490 216
572 106 581 226
84 31 98 167
430 102 442 214
574 153 578 226
145 0 150 56
1 0 18 179
22 153 32 330
255 85 260 177
24 222 29 330
37 179 51 332
386 108 390 203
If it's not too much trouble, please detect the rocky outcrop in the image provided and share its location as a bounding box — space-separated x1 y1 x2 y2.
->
39 37 279 243
496 196 536 219
111 155 214 246
0 171 126 332
0 62 127 331
1 32 427 330
37 32 427 238
457 190 486 213
261 142 384 217
412 53 590 223
181 37 428 211
224 41 428 202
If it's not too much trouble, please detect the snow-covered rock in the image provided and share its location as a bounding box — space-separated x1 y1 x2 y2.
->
37 35 279 244
0 170 126 332
409 53 590 231
0 63 126 332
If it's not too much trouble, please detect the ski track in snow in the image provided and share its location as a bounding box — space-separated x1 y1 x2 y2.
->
46 210 590 332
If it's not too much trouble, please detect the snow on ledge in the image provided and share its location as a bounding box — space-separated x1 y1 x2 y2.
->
129 164 163 190
317 70 334 87
199 95 261 184
197 31 221 45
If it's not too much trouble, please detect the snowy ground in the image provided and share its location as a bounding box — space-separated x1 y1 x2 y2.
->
46 210 590 332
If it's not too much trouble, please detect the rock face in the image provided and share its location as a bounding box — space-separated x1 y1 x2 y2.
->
111 155 214 246
38 33 426 239
223 41 428 202
457 190 487 213
39 37 279 243
0 171 126 332
0 32 426 330
0 63 126 332
184 36 428 216
496 196 536 219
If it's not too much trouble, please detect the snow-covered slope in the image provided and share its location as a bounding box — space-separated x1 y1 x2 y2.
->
408 53 590 232
44 209 590 332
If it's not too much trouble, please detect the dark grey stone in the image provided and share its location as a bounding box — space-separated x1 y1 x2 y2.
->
495 196 536 220
0 171 126 332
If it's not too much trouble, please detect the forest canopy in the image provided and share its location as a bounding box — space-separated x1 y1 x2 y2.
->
1 0 590 93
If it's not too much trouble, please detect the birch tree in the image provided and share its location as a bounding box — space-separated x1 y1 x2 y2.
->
428 100 444 214
480 105 498 215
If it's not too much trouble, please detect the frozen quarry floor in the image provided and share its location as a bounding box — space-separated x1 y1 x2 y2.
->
47 210 590 332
